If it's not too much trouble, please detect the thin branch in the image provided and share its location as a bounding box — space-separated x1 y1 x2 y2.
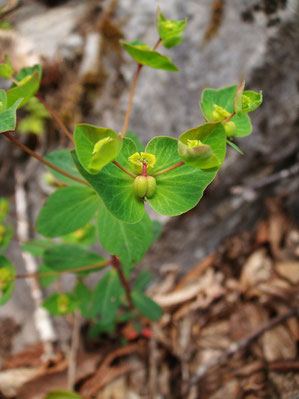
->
185 308 298 391
121 38 162 138
3 132 88 186
16 260 110 280
152 161 185 177
111 256 135 311
224 111 236 123
35 93 75 145
67 309 81 390
113 161 136 178
121 64 142 138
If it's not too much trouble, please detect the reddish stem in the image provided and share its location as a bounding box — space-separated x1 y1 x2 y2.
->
111 256 135 311
35 93 75 145
142 163 147 177
113 161 136 178
152 161 185 177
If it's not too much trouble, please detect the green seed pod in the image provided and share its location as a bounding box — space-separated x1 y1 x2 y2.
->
223 121 236 137
134 175 148 198
133 175 157 198
146 176 156 198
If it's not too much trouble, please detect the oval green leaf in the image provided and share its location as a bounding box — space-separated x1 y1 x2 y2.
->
0 98 23 133
97 203 153 268
7 65 42 108
45 149 84 186
146 136 217 216
132 290 162 321
36 186 100 238
74 124 123 174
90 270 121 324
120 39 178 72
43 244 106 275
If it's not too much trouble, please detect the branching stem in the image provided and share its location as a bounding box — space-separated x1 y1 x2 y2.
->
121 38 162 138
35 93 75 145
16 260 110 279
3 132 88 186
113 161 136 178
111 255 135 311
152 161 185 177
224 111 236 123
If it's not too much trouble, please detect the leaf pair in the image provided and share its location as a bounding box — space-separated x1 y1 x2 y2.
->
71 136 217 224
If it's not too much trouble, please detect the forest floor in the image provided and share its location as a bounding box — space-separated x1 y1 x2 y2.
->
0 198 299 399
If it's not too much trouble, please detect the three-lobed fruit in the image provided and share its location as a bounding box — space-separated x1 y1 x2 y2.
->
134 175 156 198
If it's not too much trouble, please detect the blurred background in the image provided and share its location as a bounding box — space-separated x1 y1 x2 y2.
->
0 0 299 398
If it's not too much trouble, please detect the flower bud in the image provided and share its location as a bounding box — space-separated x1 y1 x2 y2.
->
134 175 157 199
223 121 236 137
212 104 231 122
57 294 71 314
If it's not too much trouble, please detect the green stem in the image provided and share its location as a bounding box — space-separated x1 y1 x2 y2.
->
113 161 136 178
3 132 88 186
152 161 185 177
121 38 162 138
35 93 75 145
16 260 110 280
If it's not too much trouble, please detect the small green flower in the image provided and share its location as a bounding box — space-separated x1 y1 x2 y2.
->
128 152 156 174
222 121 236 137
212 104 231 122
134 175 157 198
0 267 14 292
187 139 204 148
57 294 71 314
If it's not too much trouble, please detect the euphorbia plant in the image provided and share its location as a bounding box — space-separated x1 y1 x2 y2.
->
0 8 262 338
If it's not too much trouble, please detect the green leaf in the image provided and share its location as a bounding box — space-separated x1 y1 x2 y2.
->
7 65 42 108
90 270 121 324
0 55 13 79
36 186 100 238
0 90 7 113
43 293 77 316
146 137 217 216
241 90 263 114
133 269 153 292
126 131 144 152
157 8 187 48
120 39 178 72
71 138 145 224
0 254 16 305
74 124 123 174
73 280 92 318
0 223 13 252
226 139 244 155
0 98 23 133
62 223 96 246
38 263 58 288
178 122 226 169
43 244 105 276
0 197 9 222
45 149 84 186
45 390 83 399
200 85 252 137
97 203 153 268
132 290 162 321
22 239 54 257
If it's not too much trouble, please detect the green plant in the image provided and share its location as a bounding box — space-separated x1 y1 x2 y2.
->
0 9 262 343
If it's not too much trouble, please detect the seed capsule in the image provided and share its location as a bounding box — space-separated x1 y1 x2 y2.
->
134 175 157 199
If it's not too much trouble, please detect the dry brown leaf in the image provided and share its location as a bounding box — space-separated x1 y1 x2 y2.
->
208 378 240 399
0 367 42 397
262 325 297 362
275 261 299 284
240 249 273 291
